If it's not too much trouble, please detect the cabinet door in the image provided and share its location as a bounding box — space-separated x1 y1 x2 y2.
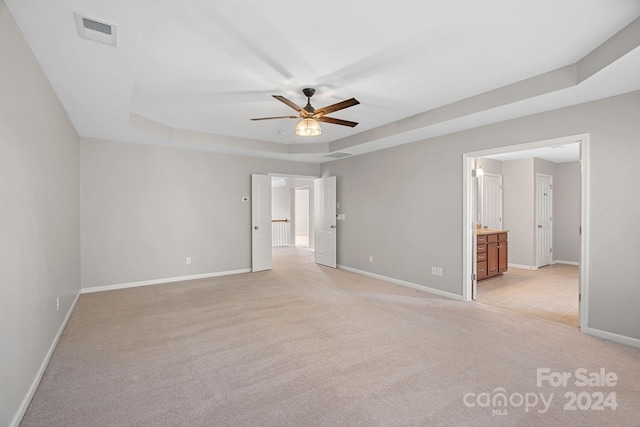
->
487 242 498 275
477 261 488 280
498 241 508 273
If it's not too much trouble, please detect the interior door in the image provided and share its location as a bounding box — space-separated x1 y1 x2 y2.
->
482 174 503 230
251 174 272 272
314 176 337 268
536 173 553 267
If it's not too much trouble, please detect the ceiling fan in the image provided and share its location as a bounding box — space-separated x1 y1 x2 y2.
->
251 88 359 136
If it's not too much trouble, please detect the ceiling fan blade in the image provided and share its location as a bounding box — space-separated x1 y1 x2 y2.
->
317 116 359 127
273 95 304 113
251 115 298 121
314 98 360 116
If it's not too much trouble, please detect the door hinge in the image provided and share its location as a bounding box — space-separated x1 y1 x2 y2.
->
550 248 553 253
579 293 581 302
471 273 476 281
579 226 582 235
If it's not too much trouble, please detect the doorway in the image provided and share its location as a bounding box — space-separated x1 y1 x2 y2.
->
251 174 338 271
463 134 589 330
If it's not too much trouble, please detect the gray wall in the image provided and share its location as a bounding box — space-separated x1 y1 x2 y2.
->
295 188 310 235
481 158 580 266
477 157 503 175
554 162 581 263
321 90 640 341
503 158 535 266
272 184 291 221
0 2 80 425
81 138 318 288
505 158 581 266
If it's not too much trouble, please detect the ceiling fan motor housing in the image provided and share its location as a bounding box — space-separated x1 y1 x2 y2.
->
302 88 316 113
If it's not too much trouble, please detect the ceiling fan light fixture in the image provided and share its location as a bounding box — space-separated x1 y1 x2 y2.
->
295 118 322 137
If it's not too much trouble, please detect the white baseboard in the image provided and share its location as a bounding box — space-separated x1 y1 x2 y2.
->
553 260 580 266
81 269 251 294
10 291 81 427
583 326 640 349
337 265 463 301
508 263 537 270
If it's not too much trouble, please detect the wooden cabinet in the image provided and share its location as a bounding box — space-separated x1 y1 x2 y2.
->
477 231 508 281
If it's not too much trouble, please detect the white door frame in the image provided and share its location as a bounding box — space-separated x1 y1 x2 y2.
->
462 133 590 332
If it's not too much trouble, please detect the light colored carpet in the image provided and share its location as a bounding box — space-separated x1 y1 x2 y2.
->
477 264 579 328
21 248 640 426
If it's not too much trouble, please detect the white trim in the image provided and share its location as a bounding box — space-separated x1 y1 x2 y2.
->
583 327 640 349
552 260 580 266
337 265 463 301
462 155 476 302
10 291 81 427
508 263 537 270
81 269 251 294
579 135 590 331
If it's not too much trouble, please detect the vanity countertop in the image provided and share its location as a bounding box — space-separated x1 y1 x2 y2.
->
476 229 509 235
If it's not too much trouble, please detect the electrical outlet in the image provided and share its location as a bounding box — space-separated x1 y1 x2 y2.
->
56 296 60 311
369 255 374 262
186 257 192 265
437 267 443 276
432 267 438 275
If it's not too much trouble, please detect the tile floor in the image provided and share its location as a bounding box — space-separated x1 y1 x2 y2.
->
476 263 579 328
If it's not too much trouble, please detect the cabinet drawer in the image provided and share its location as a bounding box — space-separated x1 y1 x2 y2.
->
477 261 488 279
477 251 487 261
499 233 508 242
477 244 487 253
487 233 498 243
477 235 487 244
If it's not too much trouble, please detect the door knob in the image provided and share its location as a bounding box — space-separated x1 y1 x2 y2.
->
254 226 259 229
330 225 336 228
537 225 542 228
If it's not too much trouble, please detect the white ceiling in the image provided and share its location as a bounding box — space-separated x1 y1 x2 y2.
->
6 0 640 163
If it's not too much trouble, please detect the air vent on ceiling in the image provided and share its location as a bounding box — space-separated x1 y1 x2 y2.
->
74 13 117 47
325 152 353 159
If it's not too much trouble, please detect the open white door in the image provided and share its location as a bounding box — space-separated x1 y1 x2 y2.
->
314 176 337 268
536 173 553 267
252 174 272 272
